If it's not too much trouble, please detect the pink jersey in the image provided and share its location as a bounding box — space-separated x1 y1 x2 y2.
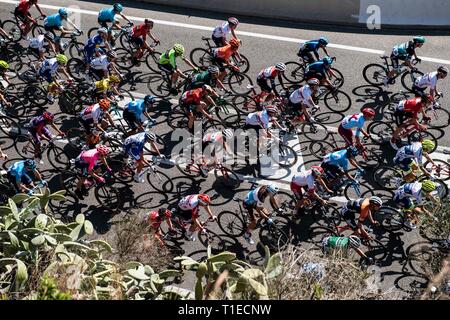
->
203 132 223 143
80 149 100 171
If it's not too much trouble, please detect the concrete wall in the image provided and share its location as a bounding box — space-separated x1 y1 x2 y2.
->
142 0 450 27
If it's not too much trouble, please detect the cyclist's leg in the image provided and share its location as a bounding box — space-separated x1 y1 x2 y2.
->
338 124 354 147
243 202 257 239
388 53 399 80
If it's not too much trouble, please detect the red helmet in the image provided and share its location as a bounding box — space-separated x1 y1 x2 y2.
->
96 144 110 156
43 111 54 121
99 99 110 110
197 194 211 206
361 108 375 118
227 17 239 26
229 38 240 49
148 211 159 221
311 166 324 177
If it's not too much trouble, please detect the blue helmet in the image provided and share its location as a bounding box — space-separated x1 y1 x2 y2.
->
144 95 156 104
322 56 333 66
266 185 279 194
318 37 329 46
113 3 123 12
24 159 37 170
346 146 359 158
58 8 68 16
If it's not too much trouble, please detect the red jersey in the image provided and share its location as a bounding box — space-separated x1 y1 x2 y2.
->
213 44 234 60
16 0 33 14
131 24 150 39
398 97 424 115
181 88 206 104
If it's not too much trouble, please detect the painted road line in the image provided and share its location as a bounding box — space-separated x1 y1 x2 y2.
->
1 0 449 65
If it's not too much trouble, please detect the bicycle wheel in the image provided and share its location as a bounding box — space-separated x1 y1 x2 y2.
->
217 211 246 237
13 135 36 158
231 94 259 115
115 48 134 70
283 61 304 83
227 72 253 95
344 182 374 200
108 158 133 183
362 63 387 86
319 205 343 228
234 53 250 74
358 149 381 169
59 90 83 115
146 169 174 193
299 122 329 141
259 222 290 251
214 102 241 127
308 226 337 247
330 68 344 88
373 166 403 190
401 70 424 92
271 144 298 168
376 206 405 232
428 107 450 129
58 170 78 196
189 48 212 68
67 58 86 81
167 105 188 129
407 131 437 152
66 127 87 150
198 229 226 252
214 167 241 189
0 115 21 138
423 159 450 182
367 121 394 144
24 85 48 107
324 90 351 113
175 159 202 178
87 27 99 39
67 42 84 59
145 51 162 73
31 24 47 38
47 145 70 170
147 74 171 98
143 134 166 156
274 191 296 213
363 238 387 262
94 184 122 211
309 140 335 159
1 20 22 42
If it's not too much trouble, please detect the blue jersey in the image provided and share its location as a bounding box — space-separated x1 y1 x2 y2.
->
123 132 146 160
341 113 366 137
306 61 327 76
302 40 320 53
98 8 116 22
85 34 104 50
125 99 146 117
244 186 263 207
44 13 63 28
8 161 30 183
323 149 349 170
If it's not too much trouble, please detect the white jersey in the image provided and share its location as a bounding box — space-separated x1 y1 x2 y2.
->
291 170 315 191
212 21 231 38
414 71 438 90
80 103 103 122
90 55 109 71
394 142 423 163
28 34 45 51
245 110 270 128
40 58 59 75
289 85 312 105
178 195 199 210
394 181 422 203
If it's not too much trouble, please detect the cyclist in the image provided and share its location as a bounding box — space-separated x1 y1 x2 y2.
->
158 43 198 95
201 128 234 168
74 144 112 200
43 8 78 53
322 234 373 263
243 185 281 244
297 37 330 64
385 36 425 87
339 196 382 239
290 166 333 212
211 37 242 82
288 78 320 129
6 159 45 194
37 54 72 84
143 208 174 246
186 65 227 92
304 56 338 89
129 19 160 63
27 33 52 60
244 105 285 141
338 108 376 148
123 131 162 183
320 146 363 188
256 63 288 103
86 51 121 80
211 17 239 47
93 74 122 101
79 99 115 135
14 0 46 37
83 28 111 64
27 111 65 163
97 3 132 42
393 180 438 228
0 146 7 160
0 60 12 86
180 84 220 133
412 66 448 100
123 95 157 136
390 95 432 146
393 140 436 183
175 194 217 241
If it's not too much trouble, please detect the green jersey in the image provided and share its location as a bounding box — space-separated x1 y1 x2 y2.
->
326 236 350 249
159 48 178 68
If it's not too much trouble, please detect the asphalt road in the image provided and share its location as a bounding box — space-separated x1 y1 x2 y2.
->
1 0 449 297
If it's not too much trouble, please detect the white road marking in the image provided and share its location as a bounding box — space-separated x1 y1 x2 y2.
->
0 0 449 65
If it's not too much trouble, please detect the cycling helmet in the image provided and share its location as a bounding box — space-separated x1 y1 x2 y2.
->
144 95 156 104
144 19 154 25
311 165 324 177
362 107 376 118
348 235 361 248
322 56 333 66
227 17 239 26
96 144 110 156
145 131 156 142
43 111 54 121
197 194 211 206
421 180 436 193
222 129 234 139
158 208 171 218
208 65 220 74
149 211 160 221
369 196 383 207
421 139 435 153
109 74 121 83
413 36 425 44
58 8 68 16
24 159 37 170
56 54 68 65
113 3 123 12
0 60 9 69
346 146 359 158
307 78 320 86
97 27 108 35
98 99 110 110
438 66 449 76
107 51 117 59
266 185 279 194
275 62 286 72
173 44 185 56
202 84 213 92
229 38 240 49
318 37 329 46
265 105 279 116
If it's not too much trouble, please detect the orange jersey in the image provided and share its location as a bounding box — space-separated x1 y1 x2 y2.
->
214 44 235 60
181 88 206 104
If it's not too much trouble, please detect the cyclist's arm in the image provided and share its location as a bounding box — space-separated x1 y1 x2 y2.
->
203 205 215 220
205 95 217 108
199 104 213 120
321 47 329 57
344 168 356 181
317 176 333 193
308 189 327 205
325 68 337 79
148 30 159 44
231 29 237 39
150 141 161 157
165 216 174 230
0 27 9 38
216 78 227 91
59 67 72 80
35 4 45 17
50 122 64 136
104 112 115 126
354 247 368 259
269 195 279 210
33 169 43 181
313 50 320 61
100 156 111 171
118 13 132 24
0 146 6 159
182 57 197 70
0 92 11 107
349 158 362 171
255 206 270 219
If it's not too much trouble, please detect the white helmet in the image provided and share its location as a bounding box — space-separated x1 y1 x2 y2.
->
222 129 234 139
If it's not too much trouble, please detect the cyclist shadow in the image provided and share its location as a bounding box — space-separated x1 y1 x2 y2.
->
291 212 323 245
372 230 407 268
352 85 391 112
